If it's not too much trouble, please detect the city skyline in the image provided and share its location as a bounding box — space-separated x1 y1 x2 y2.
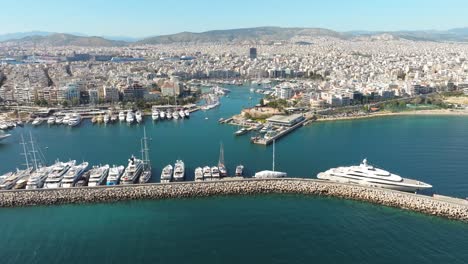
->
1 0 467 37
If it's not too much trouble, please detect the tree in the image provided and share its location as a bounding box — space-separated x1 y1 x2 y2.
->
259 98 264 106
62 100 69 107
71 98 80 106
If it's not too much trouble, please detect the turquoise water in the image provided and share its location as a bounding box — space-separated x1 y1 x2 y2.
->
1 85 468 263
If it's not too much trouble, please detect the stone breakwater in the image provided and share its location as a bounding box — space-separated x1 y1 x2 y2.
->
0 179 467 222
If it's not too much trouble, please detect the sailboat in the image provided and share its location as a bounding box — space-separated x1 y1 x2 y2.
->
254 140 287 178
218 142 227 177
139 127 152 183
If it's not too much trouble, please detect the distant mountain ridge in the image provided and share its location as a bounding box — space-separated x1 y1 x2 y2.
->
1 27 468 46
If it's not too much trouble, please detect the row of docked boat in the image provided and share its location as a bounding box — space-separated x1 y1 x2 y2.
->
33 113 82 127
92 111 118 124
117 110 144 124
151 108 190 121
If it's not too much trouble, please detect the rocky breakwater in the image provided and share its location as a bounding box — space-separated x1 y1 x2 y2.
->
0 178 466 222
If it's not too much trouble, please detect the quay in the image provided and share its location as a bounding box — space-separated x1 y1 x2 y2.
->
0 178 466 222
252 115 308 145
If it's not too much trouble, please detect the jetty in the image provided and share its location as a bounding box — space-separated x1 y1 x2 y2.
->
0 178 466 222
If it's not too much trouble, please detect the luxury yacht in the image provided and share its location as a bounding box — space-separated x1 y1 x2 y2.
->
61 162 89 188
135 111 143 123
68 113 82 127
317 159 432 192
118 111 126 122
32 117 44 126
173 160 185 181
103 113 110 124
121 156 143 184
166 110 172 119
254 171 287 178
139 168 151 184
47 116 56 125
194 167 204 181
26 164 54 189
55 116 63 125
203 166 212 179
1 169 32 190
62 114 70 125
172 111 179 120
75 170 91 187
87 165 110 187
161 164 173 183
152 110 159 121
159 111 165 120
235 165 244 176
211 166 220 179
126 111 135 124
44 160 75 188
106 165 125 186
184 110 190 117
178 110 185 118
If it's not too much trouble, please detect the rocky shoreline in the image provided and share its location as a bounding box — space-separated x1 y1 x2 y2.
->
0 178 467 222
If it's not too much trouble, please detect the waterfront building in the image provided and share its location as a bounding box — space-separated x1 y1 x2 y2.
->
266 114 305 127
103 86 120 102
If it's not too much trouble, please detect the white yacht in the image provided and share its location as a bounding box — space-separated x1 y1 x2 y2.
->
44 160 75 188
121 156 143 184
178 110 185 118
106 165 125 186
126 111 135 124
211 166 220 179
152 110 159 121
118 111 126 122
47 116 56 125
317 159 432 192
159 111 165 120
172 111 179 120
26 164 53 189
61 162 89 188
194 167 203 181
32 117 44 126
87 165 110 187
184 110 190 117
62 114 71 125
203 166 212 180
68 113 82 127
55 116 63 125
160 165 173 183
235 165 244 176
103 113 110 124
254 170 287 178
166 110 172 119
136 111 143 123
173 160 185 181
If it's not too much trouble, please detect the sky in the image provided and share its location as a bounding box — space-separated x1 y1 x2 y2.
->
0 0 467 37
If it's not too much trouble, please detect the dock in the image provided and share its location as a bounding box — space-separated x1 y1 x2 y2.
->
252 118 308 145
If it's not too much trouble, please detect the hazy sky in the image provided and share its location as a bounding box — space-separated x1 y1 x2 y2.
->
1 0 467 37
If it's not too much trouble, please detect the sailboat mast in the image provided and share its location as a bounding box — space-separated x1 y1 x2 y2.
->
29 132 38 170
218 142 225 167
144 127 150 168
272 140 275 172
20 134 30 170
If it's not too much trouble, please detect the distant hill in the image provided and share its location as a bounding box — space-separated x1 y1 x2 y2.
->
2 33 127 47
348 28 468 42
0 31 55 42
136 27 345 44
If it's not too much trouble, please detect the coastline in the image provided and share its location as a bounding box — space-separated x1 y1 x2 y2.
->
315 109 468 123
0 179 467 222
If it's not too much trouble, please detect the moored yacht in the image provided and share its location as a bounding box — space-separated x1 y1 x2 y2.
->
103 113 110 124
317 159 432 192
121 156 143 184
161 164 173 183
194 167 203 181
62 114 70 125
118 111 126 122
172 111 179 120
68 113 82 127
159 111 165 120
184 110 190 117
235 165 244 176
47 116 56 125
173 160 185 181
126 111 135 124
106 165 125 186
61 162 89 188
44 160 75 188
26 164 54 189
211 166 220 179
203 166 212 180
152 110 159 121
135 111 143 123
178 110 185 118
87 165 110 187
32 117 44 126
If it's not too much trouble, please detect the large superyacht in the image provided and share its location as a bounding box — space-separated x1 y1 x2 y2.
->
173 160 185 181
317 159 432 192
61 162 89 188
87 165 110 187
106 165 125 186
44 160 75 188
160 164 173 183
121 156 144 184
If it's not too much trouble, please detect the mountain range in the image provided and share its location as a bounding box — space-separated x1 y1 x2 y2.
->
1 27 468 47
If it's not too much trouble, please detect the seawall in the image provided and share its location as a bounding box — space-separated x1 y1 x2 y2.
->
0 178 467 222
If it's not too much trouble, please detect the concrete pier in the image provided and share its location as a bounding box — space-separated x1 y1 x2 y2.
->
251 119 307 145
0 178 466 222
